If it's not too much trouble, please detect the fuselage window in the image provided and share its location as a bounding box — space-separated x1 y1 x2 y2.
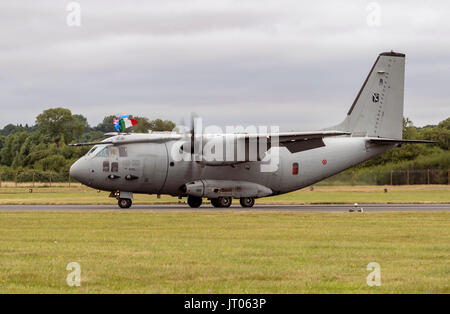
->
111 162 119 172
292 162 299 175
103 161 110 172
119 146 128 157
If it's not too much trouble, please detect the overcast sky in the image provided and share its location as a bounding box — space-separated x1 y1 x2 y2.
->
1 0 449 131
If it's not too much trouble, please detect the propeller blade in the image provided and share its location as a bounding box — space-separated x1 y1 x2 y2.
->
191 113 202 158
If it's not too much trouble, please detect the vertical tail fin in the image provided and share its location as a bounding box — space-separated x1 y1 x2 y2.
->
330 51 405 139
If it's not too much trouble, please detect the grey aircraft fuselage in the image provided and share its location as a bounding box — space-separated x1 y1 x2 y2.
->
69 51 433 208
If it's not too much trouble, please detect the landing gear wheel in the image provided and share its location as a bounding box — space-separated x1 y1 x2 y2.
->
187 196 203 208
217 197 232 208
210 198 221 208
240 197 255 208
118 198 132 209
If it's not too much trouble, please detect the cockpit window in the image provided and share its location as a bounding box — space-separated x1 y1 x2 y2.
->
87 146 100 155
97 147 110 157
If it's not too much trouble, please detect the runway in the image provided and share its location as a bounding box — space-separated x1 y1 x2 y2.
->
0 203 449 212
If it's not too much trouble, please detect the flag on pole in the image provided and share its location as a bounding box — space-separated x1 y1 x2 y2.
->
113 117 121 132
113 115 138 132
121 117 138 130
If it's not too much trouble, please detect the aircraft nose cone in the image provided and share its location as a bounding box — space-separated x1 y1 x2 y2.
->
70 159 85 183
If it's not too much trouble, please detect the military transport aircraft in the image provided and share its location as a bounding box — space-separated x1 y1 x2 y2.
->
70 51 433 209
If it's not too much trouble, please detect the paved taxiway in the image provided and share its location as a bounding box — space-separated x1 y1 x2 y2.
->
0 204 448 212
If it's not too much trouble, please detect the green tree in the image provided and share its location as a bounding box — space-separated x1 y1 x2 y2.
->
36 108 84 144
418 127 449 150
438 117 450 130
34 155 69 173
73 114 91 132
0 124 20 136
148 119 176 132
132 117 152 133
0 123 35 136
402 117 418 139
95 115 116 133
0 132 29 166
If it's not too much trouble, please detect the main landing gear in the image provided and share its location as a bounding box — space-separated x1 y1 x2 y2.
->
239 197 255 208
186 196 256 208
210 197 232 208
187 196 203 208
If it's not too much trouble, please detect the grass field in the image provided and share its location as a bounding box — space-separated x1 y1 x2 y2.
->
0 211 448 293
0 184 449 205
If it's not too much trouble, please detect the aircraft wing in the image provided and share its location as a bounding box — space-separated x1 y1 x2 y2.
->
69 130 350 155
69 141 114 147
242 130 350 140
69 134 183 146
242 130 350 153
277 131 350 153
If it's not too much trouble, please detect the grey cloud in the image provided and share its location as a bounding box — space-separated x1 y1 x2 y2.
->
0 0 449 130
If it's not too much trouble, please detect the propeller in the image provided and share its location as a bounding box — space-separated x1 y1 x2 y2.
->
191 113 202 160
178 113 202 158
178 113 202 192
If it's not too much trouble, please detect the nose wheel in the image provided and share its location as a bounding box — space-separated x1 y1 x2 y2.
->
118 198 132 209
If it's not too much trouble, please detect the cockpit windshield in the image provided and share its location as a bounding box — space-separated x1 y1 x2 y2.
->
97 147 110 157
86 145 117 158
87 146 100 156
86 145 111 157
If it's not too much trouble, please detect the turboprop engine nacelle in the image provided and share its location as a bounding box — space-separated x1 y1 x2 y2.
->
184 180 273 198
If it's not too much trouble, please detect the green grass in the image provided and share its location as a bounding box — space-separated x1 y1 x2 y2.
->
0 211 448 293
0 185 449 205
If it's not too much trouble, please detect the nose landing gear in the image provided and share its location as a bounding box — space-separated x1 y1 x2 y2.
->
118 198 132 209
111 191 134 209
